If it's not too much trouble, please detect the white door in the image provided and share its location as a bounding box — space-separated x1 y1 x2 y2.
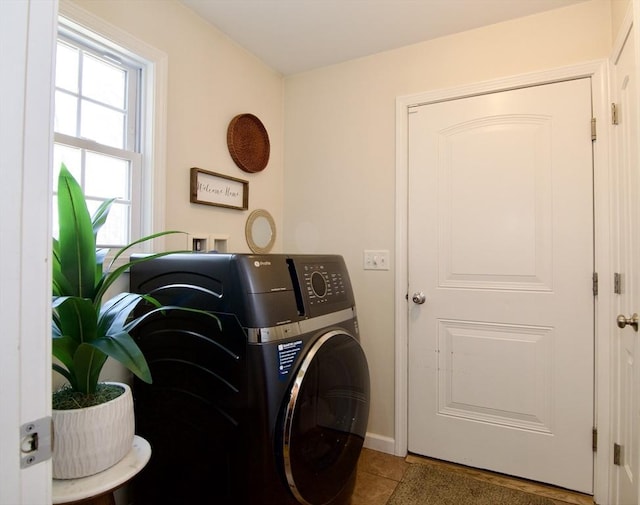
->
611 19 640 505
1 1 55 503
407 78 594 493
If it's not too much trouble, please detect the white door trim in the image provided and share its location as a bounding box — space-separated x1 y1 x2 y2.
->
394 60 612 503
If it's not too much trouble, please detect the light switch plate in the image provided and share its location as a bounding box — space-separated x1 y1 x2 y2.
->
364 250 390 270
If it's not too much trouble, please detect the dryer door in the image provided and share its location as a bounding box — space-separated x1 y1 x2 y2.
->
282 330 370 505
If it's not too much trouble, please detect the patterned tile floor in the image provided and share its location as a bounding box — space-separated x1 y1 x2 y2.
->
352 448 595 505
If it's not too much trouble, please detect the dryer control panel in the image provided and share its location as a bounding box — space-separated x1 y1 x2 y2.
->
288 256 354 319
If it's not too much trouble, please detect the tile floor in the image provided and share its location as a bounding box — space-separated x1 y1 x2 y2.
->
352 448 595 505
352 448 410 505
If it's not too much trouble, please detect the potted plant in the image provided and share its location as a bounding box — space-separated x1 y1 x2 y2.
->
51 163 216 479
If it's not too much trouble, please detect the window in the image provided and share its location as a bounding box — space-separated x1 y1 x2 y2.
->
53 23 143 248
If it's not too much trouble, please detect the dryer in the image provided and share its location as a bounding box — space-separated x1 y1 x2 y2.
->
129 253 370 505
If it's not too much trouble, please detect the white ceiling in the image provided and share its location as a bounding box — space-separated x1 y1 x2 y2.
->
180 0 587 75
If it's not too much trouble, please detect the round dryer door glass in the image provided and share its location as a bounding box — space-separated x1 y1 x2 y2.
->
282 330 370 505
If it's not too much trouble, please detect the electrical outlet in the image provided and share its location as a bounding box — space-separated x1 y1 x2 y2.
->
363 250 390 270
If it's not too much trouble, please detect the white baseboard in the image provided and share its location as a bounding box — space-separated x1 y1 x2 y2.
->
363 432 396 455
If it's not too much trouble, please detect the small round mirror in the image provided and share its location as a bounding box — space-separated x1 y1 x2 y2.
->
245 209 276 253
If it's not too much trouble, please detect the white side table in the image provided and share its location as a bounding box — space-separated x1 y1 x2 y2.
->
52 435 151 505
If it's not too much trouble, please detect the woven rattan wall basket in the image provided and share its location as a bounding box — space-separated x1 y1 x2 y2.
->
227 113 270 173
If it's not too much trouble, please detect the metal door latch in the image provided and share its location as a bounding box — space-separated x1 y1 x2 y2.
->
20 417 51 468
616 313 638 332
412 292 426 305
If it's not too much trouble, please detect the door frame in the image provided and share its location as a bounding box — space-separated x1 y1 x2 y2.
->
394 60 612 503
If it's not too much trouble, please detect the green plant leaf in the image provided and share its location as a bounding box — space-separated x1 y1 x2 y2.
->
96 292 151 383
96 248 188 304
95 248 109 287
91 198 115 238
52 335 80 384
91 334 151 383
56 164 97 299
89 325 152 384
52 239 74 297
92 200 113 286
98 292 141 336
54 296 98 344
52 296 100 393
52 363 74 388
108 230 186 270
72 343 108 394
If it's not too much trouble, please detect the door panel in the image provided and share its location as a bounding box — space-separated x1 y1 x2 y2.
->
611 21 639 505
408 78 594 493
436 320 553 432
438 115 552 291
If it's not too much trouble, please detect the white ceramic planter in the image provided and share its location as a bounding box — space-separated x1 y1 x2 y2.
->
52 382 134 479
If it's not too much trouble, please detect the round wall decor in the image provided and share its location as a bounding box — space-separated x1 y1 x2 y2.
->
245 209 276 253
227 113 270 173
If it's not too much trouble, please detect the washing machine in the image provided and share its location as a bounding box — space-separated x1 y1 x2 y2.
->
128 253 370 505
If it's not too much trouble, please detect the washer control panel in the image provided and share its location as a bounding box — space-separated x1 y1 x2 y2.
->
301 262 348 306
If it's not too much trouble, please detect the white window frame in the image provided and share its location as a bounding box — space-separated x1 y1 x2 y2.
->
54 28 143 249
58 0 168 255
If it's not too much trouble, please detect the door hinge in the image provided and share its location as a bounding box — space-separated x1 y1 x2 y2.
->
20 417 52 468
611 103 619 125
591 117 597 141
614 272 622 294
592 428 598 451
614 443 622 466
593 272 598 296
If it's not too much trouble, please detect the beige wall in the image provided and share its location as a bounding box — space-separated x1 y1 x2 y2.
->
612 0 632 35
282 0 613 442
69 0 285 254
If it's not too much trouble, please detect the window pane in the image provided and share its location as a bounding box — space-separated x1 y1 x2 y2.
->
85 152 130 200
80 100 125 148
88 200 129 247
83 53 126 109
54 91 78 136
53 144 82 182
56 41 78 92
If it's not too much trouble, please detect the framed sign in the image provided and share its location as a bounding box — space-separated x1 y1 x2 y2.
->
190 167 248 210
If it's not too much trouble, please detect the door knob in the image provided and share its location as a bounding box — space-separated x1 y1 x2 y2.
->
616 313 638 332
412 292 426 305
